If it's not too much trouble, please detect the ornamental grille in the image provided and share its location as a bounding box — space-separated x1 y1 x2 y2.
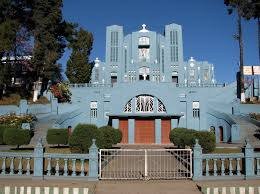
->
158 99 166 113
124 100 132 112
136 95 154 113
123 95 166 113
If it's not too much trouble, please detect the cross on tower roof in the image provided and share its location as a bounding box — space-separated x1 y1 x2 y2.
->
139 24 149 33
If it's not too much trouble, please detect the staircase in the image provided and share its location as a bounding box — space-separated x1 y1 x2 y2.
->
30 114 58 146
228 114 260 146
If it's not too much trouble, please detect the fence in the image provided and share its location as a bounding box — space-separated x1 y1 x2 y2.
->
0 139 99 181
193 139 260 180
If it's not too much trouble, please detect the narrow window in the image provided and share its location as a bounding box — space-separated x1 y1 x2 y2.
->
124 49 127 73
90 101 97 118
192 101 200 118
110 31 119 62
172 76 178 83
162 49 164 73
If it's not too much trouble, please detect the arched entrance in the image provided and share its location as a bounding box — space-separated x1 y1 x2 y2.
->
114 94 177 144
219 126 224 142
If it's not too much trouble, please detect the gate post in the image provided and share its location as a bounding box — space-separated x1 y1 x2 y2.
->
89 139 99 180
144 149 148 179
244 139 254 180
193 139 202 180
33 138 44 180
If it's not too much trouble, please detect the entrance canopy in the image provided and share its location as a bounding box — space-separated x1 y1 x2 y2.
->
108 113 183 120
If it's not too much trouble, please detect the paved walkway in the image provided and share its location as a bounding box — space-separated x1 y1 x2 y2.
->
95 180 200 194
0 179 201 194
1 178 260 194
30 114 58 146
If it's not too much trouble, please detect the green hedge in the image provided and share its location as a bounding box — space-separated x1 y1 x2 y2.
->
68 124 122 152
0 125 23 145
169 128 216 153
0 125 7 144
69 124 99 153
47 128 68 146
3 127 31 148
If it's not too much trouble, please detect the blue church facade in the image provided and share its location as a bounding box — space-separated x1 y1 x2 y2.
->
67 23 239 144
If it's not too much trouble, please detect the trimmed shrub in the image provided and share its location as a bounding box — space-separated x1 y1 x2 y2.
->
0 125 7 144
97 126 115 149
0 125 18 144
169 128 216 153
194 131 216 153
3 128 31 148
47 128 68 146
69 124 98 153
97 126 122 149
114 128 122 144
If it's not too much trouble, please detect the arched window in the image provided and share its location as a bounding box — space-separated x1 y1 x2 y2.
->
123 95 166 113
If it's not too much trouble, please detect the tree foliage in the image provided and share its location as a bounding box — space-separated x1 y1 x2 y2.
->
225 0 260 64
0 0 90 99
66 28 93 83
224 0 260 19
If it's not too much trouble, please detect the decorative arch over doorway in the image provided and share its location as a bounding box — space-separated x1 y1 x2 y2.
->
123 94 167 114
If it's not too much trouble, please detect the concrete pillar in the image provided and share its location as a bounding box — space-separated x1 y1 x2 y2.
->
128 119 135 144
89 139 99 180
33 139 43 180
193 139 202 180
171 119 177 129
244 139 254 179
112 119 119 129
155 119 161 144
19 99 28 115
51 98 58 114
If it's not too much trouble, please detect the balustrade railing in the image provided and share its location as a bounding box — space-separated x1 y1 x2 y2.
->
69 83 113 88
202 153 244 178
0 139 98 180
255 153 260 177
0 152 33 176
68 82 225 88
43 153 89 177
193 139 260 180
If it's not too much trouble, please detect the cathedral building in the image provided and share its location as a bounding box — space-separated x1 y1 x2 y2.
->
67 23 238 144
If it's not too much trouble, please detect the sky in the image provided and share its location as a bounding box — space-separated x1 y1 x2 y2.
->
59 0 259 83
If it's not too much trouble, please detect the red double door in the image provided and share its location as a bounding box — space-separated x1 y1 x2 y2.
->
118 119 171 144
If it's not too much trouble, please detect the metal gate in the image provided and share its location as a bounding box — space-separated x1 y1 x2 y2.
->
99 149 192 180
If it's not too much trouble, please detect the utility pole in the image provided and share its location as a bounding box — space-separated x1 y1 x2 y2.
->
238 12 245 102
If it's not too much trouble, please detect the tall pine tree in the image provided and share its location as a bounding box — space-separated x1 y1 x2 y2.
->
66 28 93 83
32 0 74 94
